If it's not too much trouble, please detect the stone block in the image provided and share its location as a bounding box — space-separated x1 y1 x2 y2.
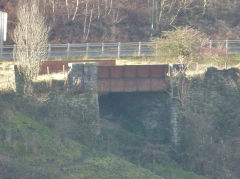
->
67 63 84 93
83 63 98 92
67 62 98 93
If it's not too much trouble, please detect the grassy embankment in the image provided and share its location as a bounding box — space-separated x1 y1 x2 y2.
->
0 58 208 178
0 92 208 179
0 54 239 178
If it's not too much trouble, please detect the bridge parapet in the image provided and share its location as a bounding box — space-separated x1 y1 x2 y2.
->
40 60 115 74
39 62 170 94
98 65 169 93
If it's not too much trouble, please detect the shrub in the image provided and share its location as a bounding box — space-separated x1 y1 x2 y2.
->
154 27 208 63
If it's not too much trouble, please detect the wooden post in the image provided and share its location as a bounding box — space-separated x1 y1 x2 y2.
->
63 65 65 79
102 43 104 56
47 66 52 86
138 42 142 57
47 66 50 75
118 42 121 58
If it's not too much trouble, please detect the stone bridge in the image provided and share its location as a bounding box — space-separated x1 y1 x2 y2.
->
14 60 175 143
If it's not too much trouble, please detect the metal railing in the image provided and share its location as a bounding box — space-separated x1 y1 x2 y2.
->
209 40 240 54
1 40 240 60
0 42 156 60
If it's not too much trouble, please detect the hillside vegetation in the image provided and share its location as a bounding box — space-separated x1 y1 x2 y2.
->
0 94 163 178
1 0 240 43
1 1 240 178
0 92 208 179
0 66 240 178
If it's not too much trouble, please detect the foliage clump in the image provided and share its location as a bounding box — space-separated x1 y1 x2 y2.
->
154 27 208 63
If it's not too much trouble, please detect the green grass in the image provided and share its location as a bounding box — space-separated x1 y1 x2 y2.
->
146 164 208 179
0 94 166 178
61 156 163 179
0 111 87 165
0 93 210 178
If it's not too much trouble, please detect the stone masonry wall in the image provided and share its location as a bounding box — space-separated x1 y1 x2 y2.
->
66 62 100 135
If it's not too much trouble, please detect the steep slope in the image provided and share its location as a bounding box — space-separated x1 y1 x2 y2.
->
0 94 164 179
2 0 240 43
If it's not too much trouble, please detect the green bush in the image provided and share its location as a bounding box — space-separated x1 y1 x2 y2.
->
154 27 208 63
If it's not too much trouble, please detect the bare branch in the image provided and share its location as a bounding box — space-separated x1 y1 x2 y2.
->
13 0 49 82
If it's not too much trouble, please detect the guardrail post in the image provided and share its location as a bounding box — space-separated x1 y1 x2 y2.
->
67 43 70 59
13 44 16 60
138 42 142 57
86 43 89 56
226 40 228 55
118 42 121 58
48 44 51 59
102 43 104 55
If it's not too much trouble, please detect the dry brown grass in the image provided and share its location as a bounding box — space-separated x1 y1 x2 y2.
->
35 73 66 82
0 61 15 91
1 55 240 91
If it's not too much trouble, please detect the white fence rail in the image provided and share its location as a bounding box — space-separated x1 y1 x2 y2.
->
0 42 156 60
209 40 240 54
1 40 240 60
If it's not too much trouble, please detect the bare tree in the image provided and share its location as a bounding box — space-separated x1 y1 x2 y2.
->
13 0 49 86
72 0 80 21
82 0 94 41
156 0 211 29
50 0 56 22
